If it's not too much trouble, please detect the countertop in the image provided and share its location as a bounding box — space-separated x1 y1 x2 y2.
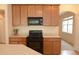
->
10 34 61 38
0 44 41 55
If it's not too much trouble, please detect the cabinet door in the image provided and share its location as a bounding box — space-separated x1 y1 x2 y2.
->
21 5 28 25
28 5 35 17
43 38 61 55
43 38 54 55
35 5 43 17
43 41 53 55
43 5 52 26
12 5 21 26
52 41 61 54
52 5 59 26
28 5 43 17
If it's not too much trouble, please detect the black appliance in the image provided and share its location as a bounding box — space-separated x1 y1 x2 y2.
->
27 30 43 54
27 17 43 25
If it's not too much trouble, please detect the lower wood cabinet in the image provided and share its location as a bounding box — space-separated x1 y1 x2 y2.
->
9 37 27 45
9 36 61 55
43 37 61 55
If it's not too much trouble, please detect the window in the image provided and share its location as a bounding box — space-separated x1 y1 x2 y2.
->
62 16 73 33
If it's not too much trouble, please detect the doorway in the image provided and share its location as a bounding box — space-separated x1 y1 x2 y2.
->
60 11 75 51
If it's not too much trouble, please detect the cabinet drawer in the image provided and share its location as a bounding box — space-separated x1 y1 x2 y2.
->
18 42 26 45
9 41 18 44
10 38 26 41
9 37 27 45
44 38 60 42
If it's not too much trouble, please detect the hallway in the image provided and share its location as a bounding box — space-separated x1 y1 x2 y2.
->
61 40 74 50
61 40 79 55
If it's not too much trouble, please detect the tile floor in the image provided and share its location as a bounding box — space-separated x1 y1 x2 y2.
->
61 40 79 55
61 40 74 50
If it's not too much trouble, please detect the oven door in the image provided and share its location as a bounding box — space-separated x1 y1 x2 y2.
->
27 41 43 53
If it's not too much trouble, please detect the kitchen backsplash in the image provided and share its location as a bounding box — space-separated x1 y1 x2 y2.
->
12 26 59 36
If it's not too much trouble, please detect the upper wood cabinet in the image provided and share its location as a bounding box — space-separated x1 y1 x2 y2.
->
43 5 52 26
12 5 21 26
28 5 43 17
12 5 28 26
43 5 59 26
12 5 59 26
52 5 60 26
21 5 28 26
28 5 35 17
35 5 43 17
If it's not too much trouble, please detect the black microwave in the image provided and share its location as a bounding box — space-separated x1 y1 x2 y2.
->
28 17 43 25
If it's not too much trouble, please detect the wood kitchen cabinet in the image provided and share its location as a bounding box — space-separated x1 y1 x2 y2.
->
35 5 43 17
9 37 27 45
28 5 35 17
12 5 21 26
28 5 43 17
21 5 28 25
12 4 59 26
43 5 60 26
12 5 28 26
43 37 61 55
9 36 61 55
43 5 53 26
52 5 60 26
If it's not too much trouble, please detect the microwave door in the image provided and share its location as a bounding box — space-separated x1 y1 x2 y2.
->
28 17 43 25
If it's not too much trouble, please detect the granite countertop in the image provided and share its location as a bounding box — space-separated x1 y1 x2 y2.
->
0 44 41 55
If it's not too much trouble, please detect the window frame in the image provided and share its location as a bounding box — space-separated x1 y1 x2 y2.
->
62 16 73 34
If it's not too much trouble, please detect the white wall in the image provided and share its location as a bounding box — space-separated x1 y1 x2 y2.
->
0 5 6 43
74 14 79 51
60 4 79 14
0 4 9 44
5 5 10 44
0 16 5 43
